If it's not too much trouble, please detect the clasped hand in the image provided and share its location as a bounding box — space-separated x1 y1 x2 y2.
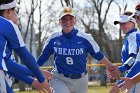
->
107 65 121 79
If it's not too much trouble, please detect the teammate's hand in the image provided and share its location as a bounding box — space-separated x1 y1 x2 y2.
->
41 79 52 93
107 65 121 79
32 79 43 91
39 89 49 93
32 79 52 93
118 77 134 91
41 69 54 80
109 83 120 93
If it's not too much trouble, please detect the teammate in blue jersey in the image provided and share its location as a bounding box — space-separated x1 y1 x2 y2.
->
0 0 52 93
109 11 140 93
37 6 116 93
115 4 140 92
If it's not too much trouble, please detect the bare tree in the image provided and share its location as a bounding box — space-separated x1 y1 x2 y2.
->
60 0 74 7
79 0 115 86
16 0 39 91
35 0 58 57
114 1 128 60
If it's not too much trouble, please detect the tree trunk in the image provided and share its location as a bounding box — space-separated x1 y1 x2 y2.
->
100 66 107 86
19 81 26 91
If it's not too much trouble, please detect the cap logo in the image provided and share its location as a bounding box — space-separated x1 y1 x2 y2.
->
59 7 75 19
63 7 73 14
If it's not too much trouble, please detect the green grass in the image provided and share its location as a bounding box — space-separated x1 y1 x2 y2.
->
15 84 126 93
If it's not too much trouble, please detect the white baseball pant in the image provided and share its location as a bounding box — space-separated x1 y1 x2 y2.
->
127 82 140 93
50 70 88 93
0 70 7 93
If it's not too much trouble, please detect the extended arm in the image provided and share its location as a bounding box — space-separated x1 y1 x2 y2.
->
119 56 136 73
6 59 33 76
8 71 33 85
119 72 140 91
37 38 54 66
8 71 46 91
14 47 45 83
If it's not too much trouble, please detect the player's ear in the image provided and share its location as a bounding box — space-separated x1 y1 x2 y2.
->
8 9 13 16
58 19 61 25
73 17 77 25
3 9 12 20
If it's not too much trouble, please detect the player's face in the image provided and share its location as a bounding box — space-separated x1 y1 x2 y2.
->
59 15 76 33
3 8 19 25
120 22 135 34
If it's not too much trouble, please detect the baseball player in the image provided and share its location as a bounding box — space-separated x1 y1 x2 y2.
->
0 0 52 93
109 11 140 93
114 3 140 92
37 6 116 93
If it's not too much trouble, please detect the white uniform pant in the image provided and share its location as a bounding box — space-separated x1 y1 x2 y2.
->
127 82 140 93
51 70 88 93
0 70 7 93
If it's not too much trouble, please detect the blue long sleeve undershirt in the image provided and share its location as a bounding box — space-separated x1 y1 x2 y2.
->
125 61 140 78
118 61 140 84
14 46 45 83
6 59 33 76
8 71 34 85
119 54 137 73
37 46 53 66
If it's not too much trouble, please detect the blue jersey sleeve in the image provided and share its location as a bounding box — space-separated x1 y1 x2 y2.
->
8 71 34 85
119 55 136 73
37 35 54 66
118 61 140 84
127 34 139 56
92 51 104 61
125 61 140 78
4 21 25 49
14 46 45 83
6 59 33 76
119 65 128 73
37 46 53 66
84 34 104 61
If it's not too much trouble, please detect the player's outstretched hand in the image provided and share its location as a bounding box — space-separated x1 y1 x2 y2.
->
107 65 121 79
118 77 134 91
109 83 120 93
32 79 43 91
41 79 52 93
41 69 54 80
39 89 50 93
32 79 52 93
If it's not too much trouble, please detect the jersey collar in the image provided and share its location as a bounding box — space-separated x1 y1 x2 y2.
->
126 28 137 36
62 28 78 38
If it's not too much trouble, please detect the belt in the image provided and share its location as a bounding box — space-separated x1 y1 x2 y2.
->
58 70 87 79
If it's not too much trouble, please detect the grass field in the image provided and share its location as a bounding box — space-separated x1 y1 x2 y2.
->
15 86 110 93
15 84 126 93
